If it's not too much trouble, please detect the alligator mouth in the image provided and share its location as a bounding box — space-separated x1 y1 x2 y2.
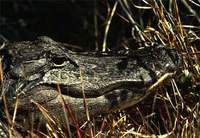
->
13 79 149 109
12 81 148 118
41 80 148 99
24 82 147 110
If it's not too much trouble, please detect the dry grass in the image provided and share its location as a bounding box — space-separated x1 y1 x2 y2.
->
1 0 199 138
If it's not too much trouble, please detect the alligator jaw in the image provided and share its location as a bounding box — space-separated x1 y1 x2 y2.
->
13 82 147 122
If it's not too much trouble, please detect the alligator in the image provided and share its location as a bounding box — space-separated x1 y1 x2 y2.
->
0 36 181 137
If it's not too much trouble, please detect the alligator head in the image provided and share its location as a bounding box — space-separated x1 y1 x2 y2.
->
0 36 181 125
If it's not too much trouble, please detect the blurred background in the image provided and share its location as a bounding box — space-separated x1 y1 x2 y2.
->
0 0 199 50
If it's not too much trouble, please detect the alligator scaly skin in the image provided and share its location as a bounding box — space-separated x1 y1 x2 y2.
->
0 36 180 130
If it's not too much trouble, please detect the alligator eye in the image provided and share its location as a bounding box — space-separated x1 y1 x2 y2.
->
52 57 66 66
